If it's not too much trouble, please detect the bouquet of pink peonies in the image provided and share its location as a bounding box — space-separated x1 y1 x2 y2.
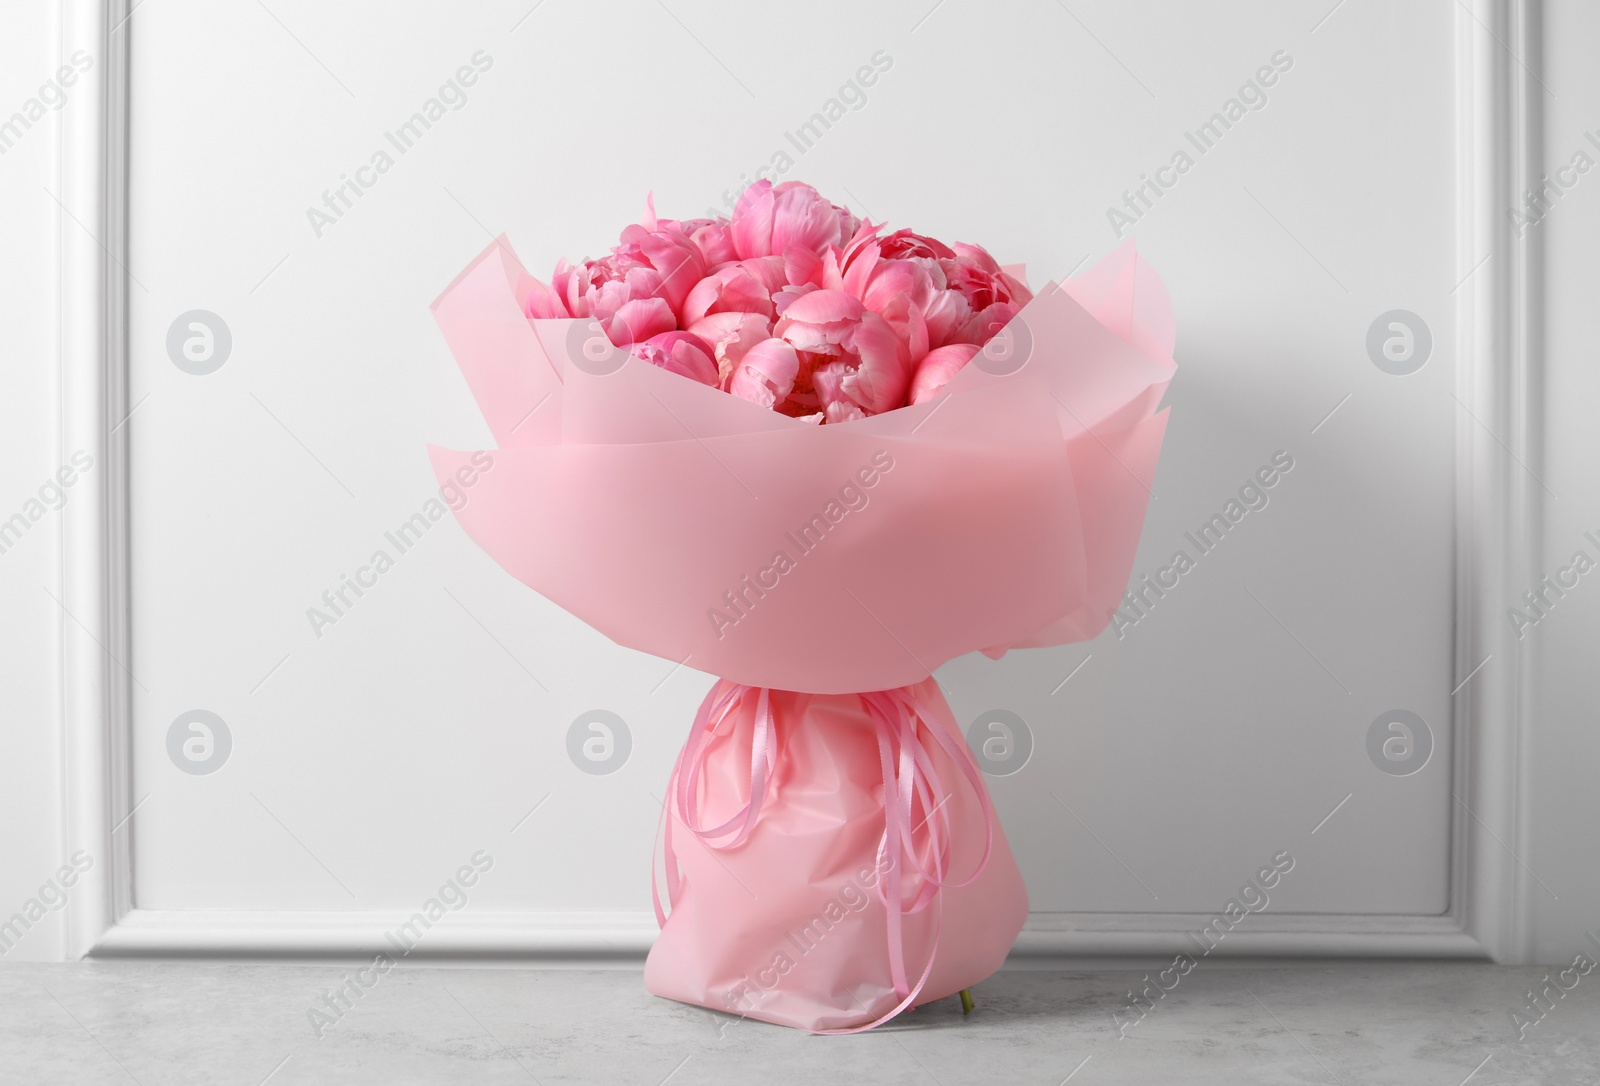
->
520 182 1034 422
430 180 1175 1031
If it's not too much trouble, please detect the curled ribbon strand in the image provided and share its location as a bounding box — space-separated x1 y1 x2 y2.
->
652 681 996 1033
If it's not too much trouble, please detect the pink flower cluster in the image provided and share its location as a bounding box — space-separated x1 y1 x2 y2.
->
525 181 1032 423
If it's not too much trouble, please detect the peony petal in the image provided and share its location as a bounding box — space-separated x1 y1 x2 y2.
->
552 260 591 317
841 311 911 414
691 220 737 267
632 330 719 386
731 181 776 259
777 318 846 354
624 225 705 316
810 360 859 418
687 311 771 384
841 243 882 302
681 274 723 327
824 399 866 424
779 288 864 325
731 180 849 259
605 297 676 345
880 292 929 365
682 263 778 326
858 261 926 315
907 343 981 404
952 241 1003 274
955 301 1020 347
523 275 571 319
739 256 787 295
921 289 972 348
820 246 846 292
729 337 800 409
999 270 1033 305
783 245 824 289
879 228 956 261
841 221 884 264
772 282 818 314
769 181 849 255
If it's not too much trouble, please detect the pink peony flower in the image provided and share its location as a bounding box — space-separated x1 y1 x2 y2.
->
686 219 738 267
681 258 785 325
948 242 1032 305
731 180 857 261
527 182 1030 419
878 228 957 261
526 255 675 348
833 224 943 318
686 311 772 386
631 330 719 386
728 338 801 408
615 223 707 319
774 289 914 418
641 194 737 273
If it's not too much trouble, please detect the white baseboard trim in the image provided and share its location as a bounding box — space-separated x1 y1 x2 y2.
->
89 910 660 959
1012 913 1486 959
87 909 1487 961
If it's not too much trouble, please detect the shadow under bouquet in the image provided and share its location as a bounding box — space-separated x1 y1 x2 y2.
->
429 180 1174 1032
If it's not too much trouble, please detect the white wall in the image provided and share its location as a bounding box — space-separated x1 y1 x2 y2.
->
0 3 66 961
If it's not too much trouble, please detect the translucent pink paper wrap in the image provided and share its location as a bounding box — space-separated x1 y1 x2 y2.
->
429 235 1174 1031
646 680 1028 1032
428 237 1175 694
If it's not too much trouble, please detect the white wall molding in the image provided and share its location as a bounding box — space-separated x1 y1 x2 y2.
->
1446 0 1543 966
60 0 133 961
62 0 1539 962
86 908 1482 961
88 910 660 960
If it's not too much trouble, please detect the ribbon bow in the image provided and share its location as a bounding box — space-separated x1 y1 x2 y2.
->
653 681 995 1032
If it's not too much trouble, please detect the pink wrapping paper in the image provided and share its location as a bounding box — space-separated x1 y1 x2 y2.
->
428 237 1174 695
645 679 1027 1032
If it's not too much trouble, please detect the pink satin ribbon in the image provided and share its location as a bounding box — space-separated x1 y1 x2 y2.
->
653 681 996 1033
